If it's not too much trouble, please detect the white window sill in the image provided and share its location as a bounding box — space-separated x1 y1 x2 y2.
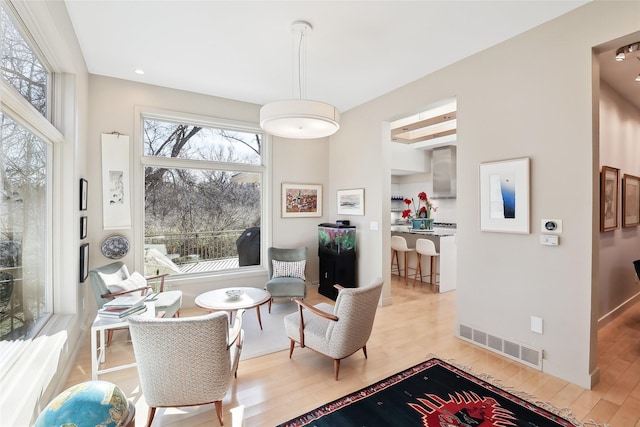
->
0 313 78 426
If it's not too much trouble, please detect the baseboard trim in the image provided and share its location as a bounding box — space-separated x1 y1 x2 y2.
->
598 291 640 329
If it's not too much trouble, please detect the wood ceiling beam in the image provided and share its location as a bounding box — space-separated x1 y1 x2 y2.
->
390 111 457 137
393 128 457 144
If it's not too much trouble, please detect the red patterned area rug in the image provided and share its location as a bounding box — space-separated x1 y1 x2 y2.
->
277 358 577 427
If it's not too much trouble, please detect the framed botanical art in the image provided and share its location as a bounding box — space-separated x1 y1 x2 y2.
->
479 157 530 234
337 188 365 216
622 173 640 227
282 183 322 218
80 243 90 282
600 166 619 232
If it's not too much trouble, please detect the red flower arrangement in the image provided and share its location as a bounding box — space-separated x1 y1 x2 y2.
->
401 191 437 219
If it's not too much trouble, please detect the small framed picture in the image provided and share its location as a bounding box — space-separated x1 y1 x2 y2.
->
80 243 89 282
80 178 88 211
622 174 640 227
80 216 88 239
600 166 619 232
281 183 322 218
337 188 365 216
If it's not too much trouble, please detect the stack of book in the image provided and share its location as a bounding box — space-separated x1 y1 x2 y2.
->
98 294 148 320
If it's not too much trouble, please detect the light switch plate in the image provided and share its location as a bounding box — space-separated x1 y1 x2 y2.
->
540 234 559 246
369 221 379 231
531 316 543 334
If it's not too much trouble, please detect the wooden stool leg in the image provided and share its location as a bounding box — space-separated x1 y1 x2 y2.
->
403 251 409 285
414 253 422 286
431 256 438 292
391 250 398 274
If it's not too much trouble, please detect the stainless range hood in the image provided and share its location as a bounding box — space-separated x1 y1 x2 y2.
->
431 146 456 199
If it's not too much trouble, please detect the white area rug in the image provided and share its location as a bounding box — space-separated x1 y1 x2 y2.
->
239 300 298 360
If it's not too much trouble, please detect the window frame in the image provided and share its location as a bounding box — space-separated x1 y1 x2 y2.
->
134 107 269 279
0 3 61 369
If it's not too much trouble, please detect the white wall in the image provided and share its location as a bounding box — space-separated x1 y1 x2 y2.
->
327 2 640 388
598 82 640 321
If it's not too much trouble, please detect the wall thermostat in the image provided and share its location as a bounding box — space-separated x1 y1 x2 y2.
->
540 219 562 234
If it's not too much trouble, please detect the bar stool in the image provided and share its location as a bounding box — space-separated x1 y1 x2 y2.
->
414 238 439 292
391 235 415 285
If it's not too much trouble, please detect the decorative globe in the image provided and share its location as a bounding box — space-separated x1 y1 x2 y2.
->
35 380 132 427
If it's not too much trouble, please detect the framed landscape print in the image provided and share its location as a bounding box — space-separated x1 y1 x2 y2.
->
600 166 619 232
282 183 322 218
479 157 530 234
622 173 640 227
337 188 365 216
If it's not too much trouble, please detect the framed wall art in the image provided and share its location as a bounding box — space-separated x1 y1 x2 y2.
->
101 133 132 229
600 166 619 232
79 178 88 211
337 188 365 216
622 173 640 227
479 157 530 234
282 183 322 218
80 243 90 282
80 216 88 239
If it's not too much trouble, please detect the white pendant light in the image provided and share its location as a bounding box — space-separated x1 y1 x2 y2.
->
260 21 340 139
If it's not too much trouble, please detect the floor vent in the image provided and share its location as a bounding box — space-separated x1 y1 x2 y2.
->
457 324 542 370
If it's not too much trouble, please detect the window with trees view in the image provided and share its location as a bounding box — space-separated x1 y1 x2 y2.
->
1 5 48 117
143 117 263 276
1 4 52 342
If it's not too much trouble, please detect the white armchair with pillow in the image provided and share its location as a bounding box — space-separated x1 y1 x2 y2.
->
264 247 307 313
88 261 182 344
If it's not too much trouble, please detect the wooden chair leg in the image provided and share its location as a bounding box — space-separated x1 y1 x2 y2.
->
268 298 272 313
146 407 157 427
214 400 224 426
289 339 295 358
362 345 368 359
334 359 341 381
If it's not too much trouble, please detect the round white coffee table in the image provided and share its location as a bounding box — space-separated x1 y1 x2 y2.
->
195 287 271 330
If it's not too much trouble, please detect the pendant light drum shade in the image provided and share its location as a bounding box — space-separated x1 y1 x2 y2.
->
260 99 340 139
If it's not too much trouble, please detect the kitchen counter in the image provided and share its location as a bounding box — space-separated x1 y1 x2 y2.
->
390 225 457 292
390 225 456 237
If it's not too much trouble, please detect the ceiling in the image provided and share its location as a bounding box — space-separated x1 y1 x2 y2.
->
63 1 599 115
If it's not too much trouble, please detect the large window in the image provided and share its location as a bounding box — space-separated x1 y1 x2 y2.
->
142 116 263 276
0 4 52 342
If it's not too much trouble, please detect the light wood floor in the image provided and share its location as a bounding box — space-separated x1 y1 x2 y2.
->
64 275 640 426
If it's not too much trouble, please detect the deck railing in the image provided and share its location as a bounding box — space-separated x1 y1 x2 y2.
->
145 230 244 263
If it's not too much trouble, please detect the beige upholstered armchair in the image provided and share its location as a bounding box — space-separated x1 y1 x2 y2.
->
284 277 384 380
128 310 245 426
264 247 307 312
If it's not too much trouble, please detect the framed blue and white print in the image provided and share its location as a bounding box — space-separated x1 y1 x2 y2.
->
480 157 530 234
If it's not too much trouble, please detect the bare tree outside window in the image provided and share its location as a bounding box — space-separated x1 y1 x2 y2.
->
143 118 263 275
0 113 49 341
1 6 48 117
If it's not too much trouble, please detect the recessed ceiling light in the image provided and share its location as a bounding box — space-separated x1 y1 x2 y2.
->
134 69 145 75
